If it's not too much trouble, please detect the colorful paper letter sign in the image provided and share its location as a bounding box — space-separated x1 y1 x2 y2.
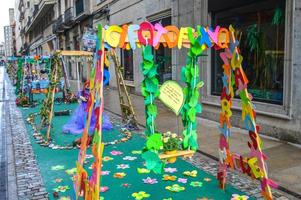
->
159 81 184 115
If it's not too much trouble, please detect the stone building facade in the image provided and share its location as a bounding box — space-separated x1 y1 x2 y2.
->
16 0 301 144
93 0 301 144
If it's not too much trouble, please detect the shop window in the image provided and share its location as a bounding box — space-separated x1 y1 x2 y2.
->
120 49 134 81
151 17 172 84
210 0 285 104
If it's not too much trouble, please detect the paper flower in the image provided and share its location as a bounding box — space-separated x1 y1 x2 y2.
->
85 154 93 159
110 150 123 156
51 165 65 171
132 191 150 200
231 194 249 200
54 178 63 183
53 185 70 193
132 150 142 154
100 186 109 193
59 197 71 200
137 168 150 174
101 170 110 175
117 164 130 169
103 156 114 161
123 156 137 161
203 178 211 182
164 167 177 173
190 181 203 187
142 177 158 184
113 172 126 179
177 178 187 184
65 168 77 175
121 183 131 188
162 174 177 181
183 170 197 177
165 184 185 192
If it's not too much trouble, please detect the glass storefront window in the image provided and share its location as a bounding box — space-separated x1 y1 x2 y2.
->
210 0 285 104
120 49 134 81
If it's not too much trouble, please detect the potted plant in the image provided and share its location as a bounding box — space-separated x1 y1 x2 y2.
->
162 131 182 163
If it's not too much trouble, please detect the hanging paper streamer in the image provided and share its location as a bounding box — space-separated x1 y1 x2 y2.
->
74 24 105 200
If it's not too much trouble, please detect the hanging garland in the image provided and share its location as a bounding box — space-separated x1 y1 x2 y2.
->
140 45 165 174
140 45 160 136
40 54 62 128
180 31 204 151
15 58 23 95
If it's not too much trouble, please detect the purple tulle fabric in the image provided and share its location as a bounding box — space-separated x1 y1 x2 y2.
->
62 94 113 135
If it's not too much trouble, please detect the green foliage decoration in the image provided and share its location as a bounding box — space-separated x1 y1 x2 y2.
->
180 38 204 151
40 53 63 127
140 45 160 136
140 45 165 173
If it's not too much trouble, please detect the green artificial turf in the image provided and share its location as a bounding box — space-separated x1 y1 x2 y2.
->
19 94 253 200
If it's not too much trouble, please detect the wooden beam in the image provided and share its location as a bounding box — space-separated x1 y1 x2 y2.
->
159 150 195 159
56 50 93 57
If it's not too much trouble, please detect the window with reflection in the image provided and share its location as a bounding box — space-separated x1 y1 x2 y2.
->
210 0 285 104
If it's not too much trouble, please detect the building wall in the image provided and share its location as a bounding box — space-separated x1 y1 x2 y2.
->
94 0 301 144
172 0 301 144
4 26 13 57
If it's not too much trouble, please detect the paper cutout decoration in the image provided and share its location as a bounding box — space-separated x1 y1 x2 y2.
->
159 81 185 115
165 184 185 192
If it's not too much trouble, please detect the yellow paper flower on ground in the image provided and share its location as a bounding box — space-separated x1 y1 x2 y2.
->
162 174 177 181
103 156 114 162
165 184 185 192
113 172 126 179
132 191 150 200
231 194 249 200
183 170 197 177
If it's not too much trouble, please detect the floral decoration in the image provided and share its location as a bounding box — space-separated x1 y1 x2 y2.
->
65 168 77 175
117 164 130 169
164 167 178 173
123 156 137 161
113 172 126 179
54 178 63 183
101 170 110 176
231 194 249 200
100 186 109 193
183 170 197 177
190 181 203 187
165 184 185 192
203 178 211 182
103 156 114 161
142 177 158 184
132 150 142 154
51 165 65 171
53 185 70 193
137 168 150 174
162 174 177 181
110 150 123 156
177 178 187 184
132 191 151 200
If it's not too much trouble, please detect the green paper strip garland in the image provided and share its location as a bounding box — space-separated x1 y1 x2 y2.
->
180 41 204 151
140 45 160 136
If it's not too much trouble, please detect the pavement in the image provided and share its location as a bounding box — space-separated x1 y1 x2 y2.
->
103 87 301 198
0 66 48 200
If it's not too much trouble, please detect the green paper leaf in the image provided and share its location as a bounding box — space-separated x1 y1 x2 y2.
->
146 133 163 150
187 107 196 122
189 91 199 107
147 104 157 116
142 150 164 174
